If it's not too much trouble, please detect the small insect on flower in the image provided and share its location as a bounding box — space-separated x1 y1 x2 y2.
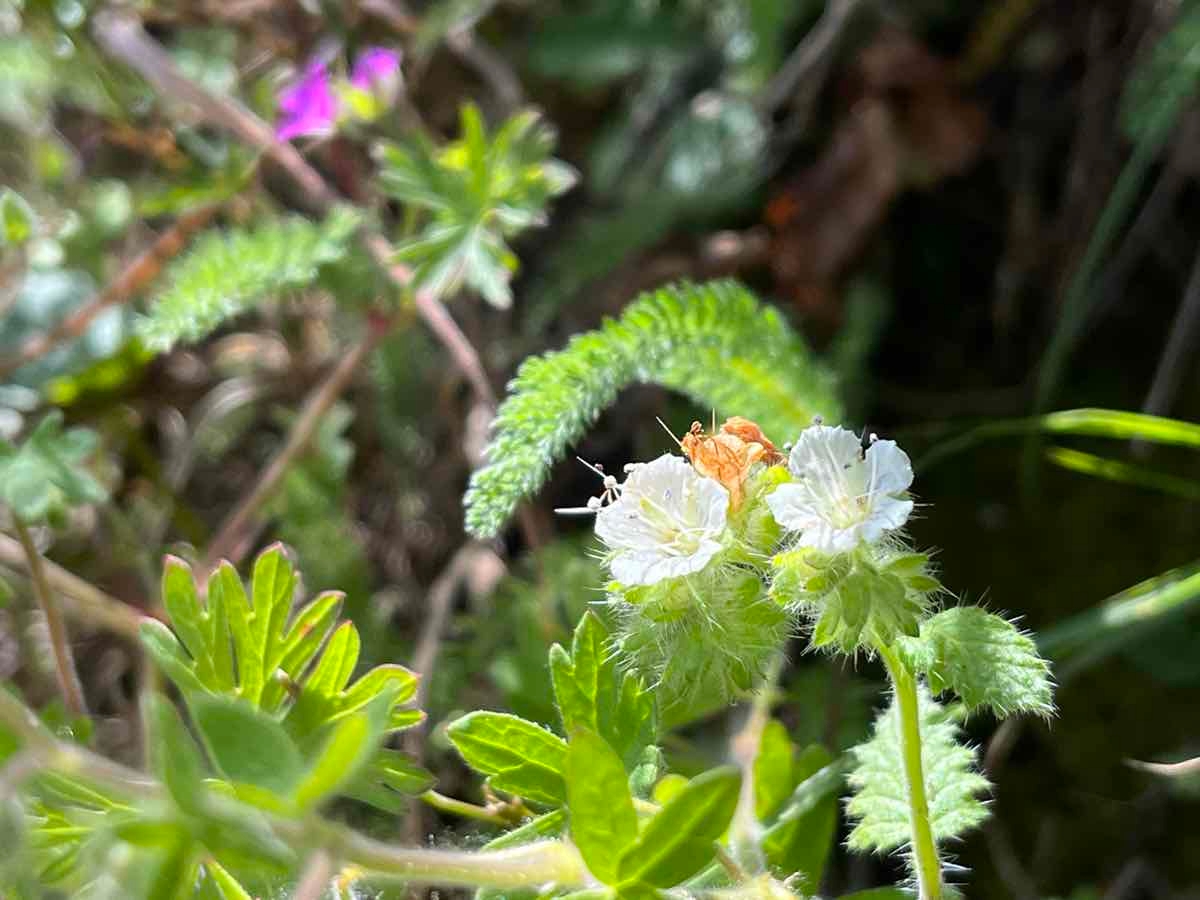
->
766 422 913 554
594 454 729 586
678 416 784 509
553 458 624 515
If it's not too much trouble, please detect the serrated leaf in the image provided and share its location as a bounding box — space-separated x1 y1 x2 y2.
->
617 766 740 889
464 280 839 537
137 207 361 351
147 551 424 814
846 689 990 854
565 728 637 885
916 608 1054 717
446 712 567 806
377 104 574 308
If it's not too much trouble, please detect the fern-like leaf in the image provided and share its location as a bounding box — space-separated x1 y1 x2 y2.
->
846 688 990 856
137 207 361 351
464 279 840 537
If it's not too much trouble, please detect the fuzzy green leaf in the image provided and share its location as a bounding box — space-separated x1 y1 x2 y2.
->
617 766 741 889
292 689 398 811
846 690 990 854
917 607 1054 718
565 727 638 884
137 207 361 351
465 279 840 536
483 808 568 850
341 748 436 812
377 104 575 309
753 719 795 820
0 410 106 524
446 711 568 805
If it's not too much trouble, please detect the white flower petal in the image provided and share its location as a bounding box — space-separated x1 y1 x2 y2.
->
765 482 823 531
770 424 913 553
864 439 913 495
595 454 729 586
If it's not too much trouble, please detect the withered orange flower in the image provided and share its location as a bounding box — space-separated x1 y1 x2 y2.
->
680 417 783 509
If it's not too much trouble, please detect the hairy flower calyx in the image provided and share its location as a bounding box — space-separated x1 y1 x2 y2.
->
770 545 939 654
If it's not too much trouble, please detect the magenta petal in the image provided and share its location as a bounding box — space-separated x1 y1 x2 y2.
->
350 47 401 90
276 61 338 141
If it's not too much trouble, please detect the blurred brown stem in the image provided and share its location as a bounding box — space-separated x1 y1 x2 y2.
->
11 520 87 717
199 312 404 575
0 533 147 640
0 203 220 382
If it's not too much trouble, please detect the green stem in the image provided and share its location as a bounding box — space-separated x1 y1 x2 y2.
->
13 519 87 717
0 689 590 892
298 818 588 889
419 790 511 826
878 645 941 900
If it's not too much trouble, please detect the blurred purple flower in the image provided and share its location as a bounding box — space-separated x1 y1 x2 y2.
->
276 61 337 141
350 47 402 92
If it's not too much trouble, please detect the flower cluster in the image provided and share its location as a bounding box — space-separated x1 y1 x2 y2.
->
276 47 402 141
567 416 935 706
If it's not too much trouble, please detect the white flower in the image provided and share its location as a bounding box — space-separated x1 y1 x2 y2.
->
766 424 913 554
595 454 729 586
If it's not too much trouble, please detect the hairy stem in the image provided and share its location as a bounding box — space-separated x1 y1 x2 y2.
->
878 645 941 900
419 790 511 827
285 819 588 889
12 520 87 717
728 652 785 873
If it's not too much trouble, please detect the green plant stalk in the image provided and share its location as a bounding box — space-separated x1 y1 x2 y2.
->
299 819 589 889
12 519 87 717
419 789 512 826
877 645 941 900
0 689 590 892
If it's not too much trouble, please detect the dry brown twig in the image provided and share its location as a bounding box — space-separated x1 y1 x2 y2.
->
0 532 146 641
0 203 221 381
